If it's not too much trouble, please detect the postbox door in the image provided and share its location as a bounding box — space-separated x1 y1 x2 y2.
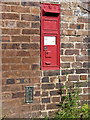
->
43 35 58 67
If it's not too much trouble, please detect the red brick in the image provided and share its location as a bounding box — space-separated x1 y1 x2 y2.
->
42 98 50 103
52 97 60 102
2 65 10 71
61 43 74 48
3 50 17 57
17 21 30 28
21 43 40 49
3 2 20 5
16 51 30 56
81 50 88 55
2 29 20 35
22 29 40 34
61 63 70 68
2 58 21 63
2 36 10 42
12 92 24 98
31 22 40 28
68 75 79 81
31 77 40 83
21 2 40 6
80 75 87 80
76 56 88 61
83 88 90 94
77 17 89 23
2 5 10 12
75 43 88 49
11 65 29 71
62 30 76 36
65 49 79 55
30 35 40 42
80 95 90 101
46 104 58 110
61 56 74 62
21 14 39 21
31 64 40 70
11 6 30 13
72 62 82 68
31 7 40 15
22 57 40 64
42 91 48 97
11 36 30 42
2 13 20 20
70 24 84 29
2 43 20 49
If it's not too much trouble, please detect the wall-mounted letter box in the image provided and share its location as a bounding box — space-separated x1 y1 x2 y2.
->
41 3 60 70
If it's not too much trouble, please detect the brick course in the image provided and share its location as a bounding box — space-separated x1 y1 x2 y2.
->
1 1 89 118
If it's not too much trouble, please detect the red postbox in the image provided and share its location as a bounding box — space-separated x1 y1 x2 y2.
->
41 3 60 70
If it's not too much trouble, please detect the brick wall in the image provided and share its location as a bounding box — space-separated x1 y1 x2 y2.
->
1 1 89 118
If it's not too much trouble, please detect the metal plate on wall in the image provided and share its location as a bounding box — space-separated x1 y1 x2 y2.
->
25 86 34 103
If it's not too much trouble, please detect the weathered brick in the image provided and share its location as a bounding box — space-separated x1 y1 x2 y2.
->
70 24 84 29
76 69 89 74
83 62 90 68
31 64 40 70
80 95 90 101
31 22 40 28
2 43 20 49
59 76 66 82
46 104 58 110
21 14 39 21
61 56 74 62
83 88 90 94
21 2 40 6
50 90 59 96
68 75 79 81
61 63 70 68
61 69 74 75
16 51 30 56
2 92 12 100
17 21 30 28
80 75 87 80
2 29 20 35
2 50 17 57
4 21 17 28
43 70 60 76
3 2 20 5
65 49 79 55
21 43 40 49
60 49 63 55
76 56 88 61
61 23 68 29
48 110 57 117
76 30 88 36
56 83 63 89
34 91 40 96
75 43 88 49
11 36 30 42
77 17 89 23
2 36 10 42
61 10 73 16
62 30 76 36
42 98 50 103
81 50 88 55
83 37 90 43
2 13 20 20
52 97 60 102
61 43 74 48
42 77 49 83
31 7 40 15
42 91 48 97
12 92 24 98
69 37 83 42
30 35 40 42
11 6 30 13
6 79 15 84
2 5 10 12
42 84 55 89
72 62 82 68
22 29 40 34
